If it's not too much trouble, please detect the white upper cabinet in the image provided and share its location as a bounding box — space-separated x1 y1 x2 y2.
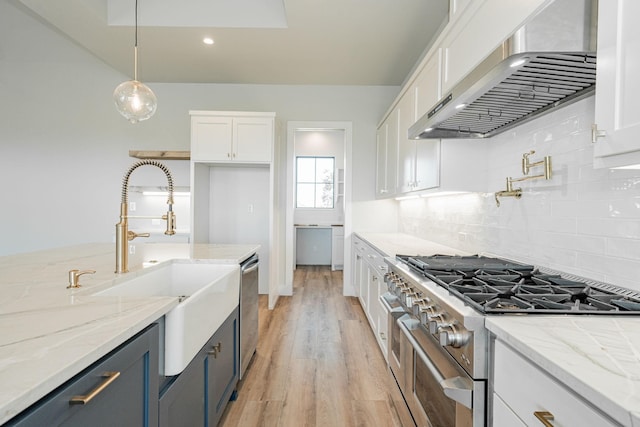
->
375 123 389 198
415 48 442 120
190 112 274 163
397 88 440 194
397 90 418 193
441 0 549 95
593 0 640 168
376 109 399 198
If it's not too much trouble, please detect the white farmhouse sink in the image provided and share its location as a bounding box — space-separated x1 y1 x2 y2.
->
95 262 240 375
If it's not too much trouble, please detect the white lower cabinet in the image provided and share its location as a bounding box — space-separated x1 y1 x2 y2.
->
352 235 388 359
491 339 618 427
492 393 526 427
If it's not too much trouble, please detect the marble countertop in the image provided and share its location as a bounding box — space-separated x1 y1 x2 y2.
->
355 232 470 257
0 242 259 424
487 316 640 427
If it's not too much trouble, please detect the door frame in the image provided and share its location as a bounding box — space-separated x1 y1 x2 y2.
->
284 121 352 296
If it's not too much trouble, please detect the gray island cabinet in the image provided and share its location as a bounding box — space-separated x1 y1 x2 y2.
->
159 306 239 427
6 324 160 427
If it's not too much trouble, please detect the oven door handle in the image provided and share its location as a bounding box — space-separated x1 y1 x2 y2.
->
398 317 474 409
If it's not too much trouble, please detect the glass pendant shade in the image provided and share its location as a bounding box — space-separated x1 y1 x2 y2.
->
113 0 157 124
113 79 157 124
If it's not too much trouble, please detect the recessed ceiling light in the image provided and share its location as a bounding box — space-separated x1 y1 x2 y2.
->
203 37 215 45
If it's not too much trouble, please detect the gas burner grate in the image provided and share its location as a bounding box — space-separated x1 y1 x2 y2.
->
396 254 640 314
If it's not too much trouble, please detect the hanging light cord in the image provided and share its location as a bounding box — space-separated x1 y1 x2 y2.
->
133 0 139 81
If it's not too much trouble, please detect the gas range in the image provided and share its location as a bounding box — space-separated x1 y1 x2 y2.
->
384 254 640 381
397 254 640 314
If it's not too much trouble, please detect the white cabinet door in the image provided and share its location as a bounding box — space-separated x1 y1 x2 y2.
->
415 140 440 191
593 0 640 168
191 113 273 163
397 91 417 193
191 116 233 161
415 48 442 118
331 227 344 271
493 340 617 427
386 109 399 197
375 123 389 198
233 117 273 162
396 84 441 194
492 393 526 427
441 0 548 95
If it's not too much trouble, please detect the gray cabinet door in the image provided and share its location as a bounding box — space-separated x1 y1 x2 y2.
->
206 307 239 427
158 354 205 427
159 307 239 427
7 324 159 427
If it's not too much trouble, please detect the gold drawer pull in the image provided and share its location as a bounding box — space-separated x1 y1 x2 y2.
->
69 371 121 405
208 342 222 358
534 411 554 426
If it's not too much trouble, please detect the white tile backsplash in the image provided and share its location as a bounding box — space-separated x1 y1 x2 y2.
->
398 97 640 291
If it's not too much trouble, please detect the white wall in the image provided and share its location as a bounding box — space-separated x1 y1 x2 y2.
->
0 2 399 257
398 97 640 291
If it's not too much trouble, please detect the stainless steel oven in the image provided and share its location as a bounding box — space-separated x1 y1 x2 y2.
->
383 259 487 427
398 315 484 427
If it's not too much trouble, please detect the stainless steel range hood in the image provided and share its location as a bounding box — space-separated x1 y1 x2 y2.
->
409 0 598 140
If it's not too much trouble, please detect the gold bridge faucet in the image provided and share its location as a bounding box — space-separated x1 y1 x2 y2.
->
495 151 552 207
115 160 176 273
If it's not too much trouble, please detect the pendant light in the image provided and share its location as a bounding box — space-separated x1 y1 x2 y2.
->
113 0 157 123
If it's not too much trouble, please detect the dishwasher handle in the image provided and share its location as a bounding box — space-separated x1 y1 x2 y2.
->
241 254 259 273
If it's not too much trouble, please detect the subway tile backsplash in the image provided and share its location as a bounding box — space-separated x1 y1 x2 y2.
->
398 97 640 291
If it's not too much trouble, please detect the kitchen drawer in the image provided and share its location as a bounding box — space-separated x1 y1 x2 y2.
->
8 324 159 427
491 392 526 427
355 238 388 276
493 340 618 427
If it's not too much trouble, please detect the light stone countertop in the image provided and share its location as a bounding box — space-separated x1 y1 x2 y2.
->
487 316 640 427
0 242 259 425
355 232 470 257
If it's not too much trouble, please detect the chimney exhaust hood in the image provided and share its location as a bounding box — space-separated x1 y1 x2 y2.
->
409 0 597 140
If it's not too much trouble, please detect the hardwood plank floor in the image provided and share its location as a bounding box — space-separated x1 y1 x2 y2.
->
219 265 413 427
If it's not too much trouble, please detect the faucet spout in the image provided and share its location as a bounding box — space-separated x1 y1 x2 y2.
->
494 177 522 207
115 160 176 273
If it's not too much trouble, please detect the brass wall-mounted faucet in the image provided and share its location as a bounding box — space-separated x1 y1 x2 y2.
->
115 160 176 273
494 178 522 207
495 151 552 207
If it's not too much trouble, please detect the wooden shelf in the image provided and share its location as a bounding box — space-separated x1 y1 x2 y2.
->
129 150 190 160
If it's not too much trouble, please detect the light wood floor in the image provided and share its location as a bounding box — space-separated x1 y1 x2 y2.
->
219 265 414 427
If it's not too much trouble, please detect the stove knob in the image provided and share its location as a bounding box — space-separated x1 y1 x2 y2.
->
411 297 431 316
427 315 448 335
418 305 441 325
439 323 471 348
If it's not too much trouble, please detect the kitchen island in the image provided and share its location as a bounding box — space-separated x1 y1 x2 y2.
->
0 242 259 425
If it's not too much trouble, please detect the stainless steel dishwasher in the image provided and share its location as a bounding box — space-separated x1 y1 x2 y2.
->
239 253 259 380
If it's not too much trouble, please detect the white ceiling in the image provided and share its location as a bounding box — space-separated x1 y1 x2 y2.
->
14 0 449 86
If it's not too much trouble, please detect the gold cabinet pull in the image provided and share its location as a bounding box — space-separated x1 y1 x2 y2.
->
208 342 222 358
69 371 121 405
534 411 554 426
